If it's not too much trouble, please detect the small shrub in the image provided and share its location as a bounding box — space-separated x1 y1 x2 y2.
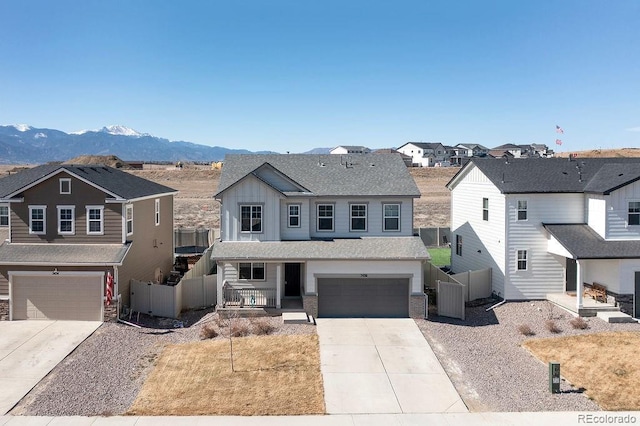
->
545 320 562 333
517 324 535 336
200 324 219 339
570 316 589 330
252 318 277 335
230 321 251 337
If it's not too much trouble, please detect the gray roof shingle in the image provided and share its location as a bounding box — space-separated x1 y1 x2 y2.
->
0 164 176 200
216 154 420 197
544 224 640 259
0 242 131 265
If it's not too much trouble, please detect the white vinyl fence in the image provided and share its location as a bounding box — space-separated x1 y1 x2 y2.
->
130 279 183 319
437 279 465 320
181 274 217 310
425 263 492 302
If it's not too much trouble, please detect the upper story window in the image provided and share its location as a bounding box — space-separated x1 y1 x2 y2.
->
29 205 46 235
87 206 104 235
59 178 71 194
317 204 334 231
350 204 367 231
126 205 133 235
517 200 528 221
483 198 489 221
155 199 160 226
0 205 8 227
288 204 300 228
383 203 400 231
629 201 640 225
241 205 262 233
455 234 462 256
238 262 265 280
517 250 528 271
57 206 75 235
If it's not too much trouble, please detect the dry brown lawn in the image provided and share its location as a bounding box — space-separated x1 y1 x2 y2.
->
523 332 640 410
127 334 325 416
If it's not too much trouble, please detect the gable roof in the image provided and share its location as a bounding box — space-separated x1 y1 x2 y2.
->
398 142 445 151
0 164 177 200
544 224 640 259
492 143 522 150
216 154 420 197
447 157 640 194
331 145 370 151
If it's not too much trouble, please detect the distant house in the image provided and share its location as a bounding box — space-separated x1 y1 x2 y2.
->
491 144 523 158
396 142 450 167
373 149 413 167
450 144 490 165
0 164 177 321
330 145 371 155
212 154 429 318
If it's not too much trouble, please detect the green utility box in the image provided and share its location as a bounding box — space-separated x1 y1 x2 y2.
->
549 362 560 393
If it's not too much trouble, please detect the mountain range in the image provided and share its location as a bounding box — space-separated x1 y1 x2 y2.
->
0 124 281 164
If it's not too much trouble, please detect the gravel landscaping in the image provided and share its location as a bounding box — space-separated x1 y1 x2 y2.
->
416 300 640 412
10 309 316 416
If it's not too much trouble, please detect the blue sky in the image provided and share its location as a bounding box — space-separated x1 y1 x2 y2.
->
1 0 639 153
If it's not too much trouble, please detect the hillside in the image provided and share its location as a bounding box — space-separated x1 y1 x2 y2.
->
555 148 640 158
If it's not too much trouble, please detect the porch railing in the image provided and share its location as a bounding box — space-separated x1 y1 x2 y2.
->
223 287 276 308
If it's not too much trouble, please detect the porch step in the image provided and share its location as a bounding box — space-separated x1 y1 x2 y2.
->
596 311 638 323
282 312 309 324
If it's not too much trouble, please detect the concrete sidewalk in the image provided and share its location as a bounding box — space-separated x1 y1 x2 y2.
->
2 413 640 425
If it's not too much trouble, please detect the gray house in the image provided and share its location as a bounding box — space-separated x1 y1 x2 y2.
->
212 154 429 318
0 164 176 321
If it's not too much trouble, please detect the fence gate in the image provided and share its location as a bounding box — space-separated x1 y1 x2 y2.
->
437 279 465 320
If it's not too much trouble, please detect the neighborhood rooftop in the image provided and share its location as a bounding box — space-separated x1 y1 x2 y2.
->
215 154 420 197
544 224 640 260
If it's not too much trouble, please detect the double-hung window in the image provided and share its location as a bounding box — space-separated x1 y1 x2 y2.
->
482 198 489 221
29 206 46 235
517 200 528 221
629 201 640 225
240 205 262 233
238 262 265 280
87 206 104 235
517 250 528 271
126 205 134 235
317 204 334 231
0 205 8 227
350 204 367 231
57 206 75 235
383 203 400 231
155 199 160 226
288 204 300 228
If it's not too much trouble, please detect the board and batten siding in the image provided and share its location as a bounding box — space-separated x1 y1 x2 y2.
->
505 193 584 299
450 165 506 298
605 181 640 240
280 199 311 240
586 195 607 239
219 176 282 242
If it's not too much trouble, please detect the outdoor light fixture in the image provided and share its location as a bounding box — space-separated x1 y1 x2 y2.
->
52 268 59 275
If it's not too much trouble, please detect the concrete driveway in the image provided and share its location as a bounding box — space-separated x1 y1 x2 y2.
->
0 320 101 415
317 318 468 414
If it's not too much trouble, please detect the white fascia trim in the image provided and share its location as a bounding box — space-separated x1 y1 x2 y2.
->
5 168 121 199
0 198 24 203
126 192 178 203
9 270 106 277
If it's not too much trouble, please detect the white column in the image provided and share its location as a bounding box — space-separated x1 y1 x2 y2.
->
576 259 583 310
276 263 282 309
217 262 225 306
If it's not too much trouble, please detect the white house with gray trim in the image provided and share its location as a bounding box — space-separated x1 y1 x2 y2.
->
447 157 640 317
211 154 429 318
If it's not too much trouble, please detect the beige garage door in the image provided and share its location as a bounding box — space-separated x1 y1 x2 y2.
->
11 274 103 321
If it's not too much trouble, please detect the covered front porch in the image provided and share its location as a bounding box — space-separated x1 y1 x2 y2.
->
546 292 618 317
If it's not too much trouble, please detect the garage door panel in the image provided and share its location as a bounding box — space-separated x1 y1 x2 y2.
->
318 278 409 318
12 275 103 321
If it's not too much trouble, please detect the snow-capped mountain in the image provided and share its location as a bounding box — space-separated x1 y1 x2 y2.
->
0 124 277 164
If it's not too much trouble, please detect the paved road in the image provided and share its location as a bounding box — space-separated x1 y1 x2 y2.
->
316 318 467 414
0 320 101 415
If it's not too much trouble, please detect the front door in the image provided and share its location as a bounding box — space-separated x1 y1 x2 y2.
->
566 258 577 292
284 263 301 297
635 272 640 318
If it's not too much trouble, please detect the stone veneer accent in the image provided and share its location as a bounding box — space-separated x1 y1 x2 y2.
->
0 300 8 321
104 304 118 322
410 293 427 318
584 283 635 316
302 293 318 319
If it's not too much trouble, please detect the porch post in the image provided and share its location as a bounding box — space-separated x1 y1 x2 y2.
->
276 263 282 309
576 259 583 311
217 262 225 306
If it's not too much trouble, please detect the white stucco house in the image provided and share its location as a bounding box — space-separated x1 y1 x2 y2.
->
211 154 429 318
396 142 450 167
447 157 640 317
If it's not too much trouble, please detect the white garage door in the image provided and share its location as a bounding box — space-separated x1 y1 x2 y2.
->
317 278 410 318
11 274 103 321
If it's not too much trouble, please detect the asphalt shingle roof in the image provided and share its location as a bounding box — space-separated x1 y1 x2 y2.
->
450 157 640 194
0 164 176 200
544 224 640 259
0 242 131 265
216 154 420 197
210 237 430 261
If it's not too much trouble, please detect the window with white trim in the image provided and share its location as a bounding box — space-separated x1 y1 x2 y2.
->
29 205 46 234
155 199 160 226
240 205 262 233
629 201 640 225
517 250 528 271
383 203 400 231
317 204 334 231
59 178 71 194
86 206 104 235
350 204 367 231
57 206 75 235
482 198 489 221
126 205 133 235
288 204 300 228
238 262 265 280
0 205 8 227
517 200 528 221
